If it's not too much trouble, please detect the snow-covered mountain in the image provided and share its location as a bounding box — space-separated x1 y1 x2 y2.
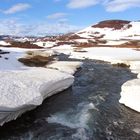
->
72 20 140 46
76 20 140 41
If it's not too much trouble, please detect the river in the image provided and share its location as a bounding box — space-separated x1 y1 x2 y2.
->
0 58 140 140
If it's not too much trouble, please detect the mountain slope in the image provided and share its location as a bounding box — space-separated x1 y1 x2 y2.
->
76 20 140 41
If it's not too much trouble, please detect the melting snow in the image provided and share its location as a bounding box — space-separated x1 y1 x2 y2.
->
47 61 82 75
0 68 74 125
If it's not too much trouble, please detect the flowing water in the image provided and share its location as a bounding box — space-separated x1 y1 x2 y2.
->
0 58 140 140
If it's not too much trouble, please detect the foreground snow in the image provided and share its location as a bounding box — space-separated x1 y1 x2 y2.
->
0 68 74 126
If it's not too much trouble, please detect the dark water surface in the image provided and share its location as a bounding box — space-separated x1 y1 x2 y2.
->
0 59 140 140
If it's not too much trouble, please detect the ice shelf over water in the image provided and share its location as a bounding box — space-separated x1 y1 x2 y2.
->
0 68 74 126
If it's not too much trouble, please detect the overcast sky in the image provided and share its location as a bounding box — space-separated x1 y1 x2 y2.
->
0 0 140 36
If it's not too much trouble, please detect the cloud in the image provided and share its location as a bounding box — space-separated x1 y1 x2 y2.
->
47 12 68 19
3 3 31 14
104 0 140 12
67 0 99 9
0 18 82 36
67 0 140 12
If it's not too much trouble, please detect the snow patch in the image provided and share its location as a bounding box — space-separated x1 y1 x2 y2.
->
47 61 82 75
33 41 56 48
0 41 10 46
119 79 140 112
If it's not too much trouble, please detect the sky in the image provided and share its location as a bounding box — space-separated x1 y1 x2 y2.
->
0 0 140 36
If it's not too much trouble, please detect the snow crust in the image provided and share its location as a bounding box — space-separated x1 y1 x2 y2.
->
47 61 82 75
0 68 74 125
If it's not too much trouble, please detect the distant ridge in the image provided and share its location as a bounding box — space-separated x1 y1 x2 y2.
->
92 20 131 30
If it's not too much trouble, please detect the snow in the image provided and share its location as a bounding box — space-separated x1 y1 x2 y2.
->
0 46 43 52
0 50 26 71
130 61 140 74
0 41 10 46
74 39 89 43
77 21 140 41
47 61 82 75
52 45 74 55
102 40 127 45
33 41 56 48
0 68 74 125
119 79 140 112
138 73 140 79
69 47 140 62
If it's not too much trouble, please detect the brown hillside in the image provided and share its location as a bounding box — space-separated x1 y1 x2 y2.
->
92 20 132 30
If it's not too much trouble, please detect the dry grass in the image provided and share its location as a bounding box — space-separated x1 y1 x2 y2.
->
9 41 43 49
18 55 54 67
92 20 131 30
112 63 130 68
18 50 55 67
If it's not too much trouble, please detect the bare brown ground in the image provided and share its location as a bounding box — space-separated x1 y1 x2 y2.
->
18 55 54 67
